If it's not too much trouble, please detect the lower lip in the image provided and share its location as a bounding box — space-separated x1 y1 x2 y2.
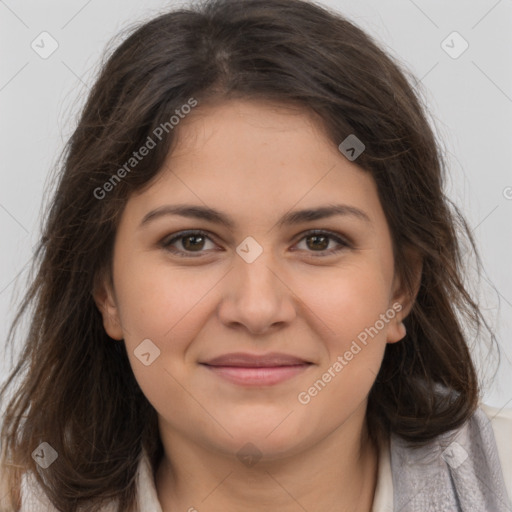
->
201 364 312 386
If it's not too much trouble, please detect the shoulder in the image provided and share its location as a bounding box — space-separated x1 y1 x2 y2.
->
0 462 14 511
0 467 20 512
388 401 512 511
478 402 512 501
0 477 7 511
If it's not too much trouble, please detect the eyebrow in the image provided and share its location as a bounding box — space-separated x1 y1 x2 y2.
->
139 203 371 230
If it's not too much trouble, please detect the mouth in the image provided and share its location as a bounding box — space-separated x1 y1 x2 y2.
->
199 352 314 386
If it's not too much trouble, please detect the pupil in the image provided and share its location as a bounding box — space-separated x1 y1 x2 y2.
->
183 235 204 251
308 235 328 251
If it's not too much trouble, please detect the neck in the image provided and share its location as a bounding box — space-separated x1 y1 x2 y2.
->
155 416 379 512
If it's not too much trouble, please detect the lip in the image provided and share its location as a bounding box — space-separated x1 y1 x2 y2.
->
199 352 313 386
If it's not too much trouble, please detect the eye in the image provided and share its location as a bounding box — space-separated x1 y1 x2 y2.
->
292 229 351 257
160 230 217 257
160 229 351 258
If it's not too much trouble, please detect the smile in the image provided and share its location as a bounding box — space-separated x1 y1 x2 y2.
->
199 363 313 386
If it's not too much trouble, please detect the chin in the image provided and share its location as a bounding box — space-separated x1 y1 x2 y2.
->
210 419 310 457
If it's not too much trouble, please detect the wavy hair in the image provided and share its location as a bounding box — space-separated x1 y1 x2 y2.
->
0 0 498 510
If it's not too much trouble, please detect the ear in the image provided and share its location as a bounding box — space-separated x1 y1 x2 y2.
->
92 267 124 340
386 246 423 344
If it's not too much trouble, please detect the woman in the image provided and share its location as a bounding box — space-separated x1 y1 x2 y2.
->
1 0 511 510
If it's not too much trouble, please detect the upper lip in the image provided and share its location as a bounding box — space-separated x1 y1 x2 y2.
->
200 352 312 367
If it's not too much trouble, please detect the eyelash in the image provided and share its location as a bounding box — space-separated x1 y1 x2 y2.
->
160 229 352 258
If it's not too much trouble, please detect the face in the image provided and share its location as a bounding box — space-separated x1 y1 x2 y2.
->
94 99 414 460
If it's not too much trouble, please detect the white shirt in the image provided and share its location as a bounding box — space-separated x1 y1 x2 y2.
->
5 402 512 511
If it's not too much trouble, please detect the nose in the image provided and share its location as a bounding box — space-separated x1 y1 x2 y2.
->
216 250 297 336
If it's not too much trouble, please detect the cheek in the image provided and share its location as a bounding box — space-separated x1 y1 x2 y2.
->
114 260 214 411
115 258 219 344
294 268 392 419
301 262 393 346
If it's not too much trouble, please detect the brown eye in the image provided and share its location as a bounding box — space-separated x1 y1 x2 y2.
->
161 230 217 257
160 229 351 259
294 230 351 257
305 234 329 251
180 234 206 251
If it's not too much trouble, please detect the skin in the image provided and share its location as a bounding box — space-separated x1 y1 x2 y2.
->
94 99 421 512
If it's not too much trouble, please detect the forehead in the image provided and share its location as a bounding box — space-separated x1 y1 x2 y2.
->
127 99 384 231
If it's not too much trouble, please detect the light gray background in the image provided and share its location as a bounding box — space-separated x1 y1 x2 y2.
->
1 0 511 409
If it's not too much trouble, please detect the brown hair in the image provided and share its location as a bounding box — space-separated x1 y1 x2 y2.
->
0 0 499 510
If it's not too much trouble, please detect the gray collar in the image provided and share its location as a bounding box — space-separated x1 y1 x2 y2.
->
390 406 512 511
